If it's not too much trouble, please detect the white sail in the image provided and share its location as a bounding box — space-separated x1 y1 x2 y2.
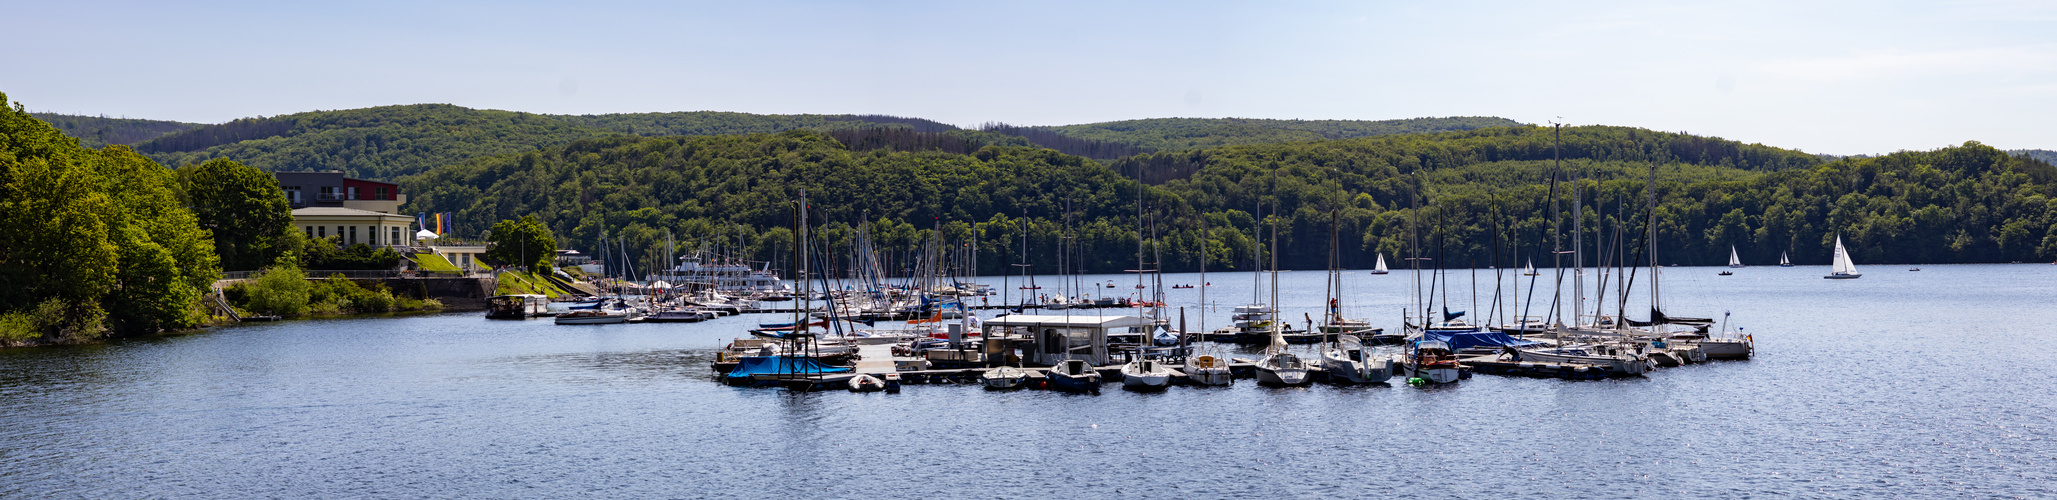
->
1832 237 1857 274
1374 253 1389 272
1729 246 1742 268
1780 251 1791 266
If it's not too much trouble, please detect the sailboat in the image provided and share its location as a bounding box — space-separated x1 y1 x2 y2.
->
1120 354 1173 390
1253 168 1311 387
1322 335 1395 384
981 365 1028 389
1779 251 1793 267
1186 216 1233 386
1370 253 1390 275
1522 258 1539 276
1825 235 1861 279
1728 246 1744 268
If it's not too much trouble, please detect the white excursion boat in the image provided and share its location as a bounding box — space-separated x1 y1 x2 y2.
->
1119 357 1173 390
1825 235 1861 279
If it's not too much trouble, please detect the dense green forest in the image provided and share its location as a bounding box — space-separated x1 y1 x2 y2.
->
1038 116 1524 152
30 113 202 149
2 94 221 345
401 124 2057 280
136 105 980 180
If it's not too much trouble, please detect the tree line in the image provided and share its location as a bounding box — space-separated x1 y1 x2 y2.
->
398 125 2057 283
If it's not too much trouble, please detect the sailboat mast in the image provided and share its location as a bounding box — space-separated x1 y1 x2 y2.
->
1647 164 1660 316
1571 125 1584 327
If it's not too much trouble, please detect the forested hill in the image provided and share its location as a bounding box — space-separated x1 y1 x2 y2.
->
29 113 202 149
136 105 967 180
2013 149 2057 165
400 125 2057 277
1036 116 1523 152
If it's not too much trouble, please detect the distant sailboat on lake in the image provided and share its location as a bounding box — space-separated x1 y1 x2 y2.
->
1728 246 1744 268
1371 253 1389 275
1825 236 1861 279
1779 251 1792 267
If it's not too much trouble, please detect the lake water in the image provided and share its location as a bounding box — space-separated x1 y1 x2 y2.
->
3 264 2053 498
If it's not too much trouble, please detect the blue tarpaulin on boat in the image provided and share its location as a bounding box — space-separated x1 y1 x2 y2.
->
1424 329 1542 351
724 356 852 381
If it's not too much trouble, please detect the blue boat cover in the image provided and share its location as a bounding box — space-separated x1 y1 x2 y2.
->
1424 329 1542 351
724 356 852 381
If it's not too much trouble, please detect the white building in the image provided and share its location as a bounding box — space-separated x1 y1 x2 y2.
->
291 207 416 248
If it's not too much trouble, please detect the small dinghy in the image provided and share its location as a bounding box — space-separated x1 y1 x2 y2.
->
848 374 886 392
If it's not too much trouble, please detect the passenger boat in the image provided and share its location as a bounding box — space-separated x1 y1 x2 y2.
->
485 294 549 319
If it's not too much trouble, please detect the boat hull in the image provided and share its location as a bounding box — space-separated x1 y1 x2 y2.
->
1824 273 1861 279
1121 372 1171 390
1186 368 1232 386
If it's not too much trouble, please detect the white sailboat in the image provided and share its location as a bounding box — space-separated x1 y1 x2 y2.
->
1322 335 1395 384
1779 251 1792 267
1825 236 1861 279
1522 258 1539 276
1119 356 1173 390
1370 253 1390 275
1728 246 1744 268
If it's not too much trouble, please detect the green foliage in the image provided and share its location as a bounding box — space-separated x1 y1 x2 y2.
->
229 265 440 317
302 238 402 270
486 215 557 270
1040 116 1525 152
234 265 310 316
400 125 2057 274
411 253 461 272
28 113 202 149
178 158 300 271
0 93 220 342
138 104 967 181
495 270 572 298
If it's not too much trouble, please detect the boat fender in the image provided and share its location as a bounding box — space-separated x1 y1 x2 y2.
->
1407 377 1425 386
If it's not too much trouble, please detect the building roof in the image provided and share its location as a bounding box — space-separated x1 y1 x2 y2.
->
292 207 414 218
982 314 1155 329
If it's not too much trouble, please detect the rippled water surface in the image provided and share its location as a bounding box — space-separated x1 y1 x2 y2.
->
3 264 2053 498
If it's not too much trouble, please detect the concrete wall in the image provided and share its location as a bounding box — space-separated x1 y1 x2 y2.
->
354 277 495 311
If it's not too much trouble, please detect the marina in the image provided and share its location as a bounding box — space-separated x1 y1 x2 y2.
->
2 264 2050 498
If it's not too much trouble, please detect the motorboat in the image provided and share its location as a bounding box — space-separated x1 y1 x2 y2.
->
555 308 629 325
643 307 712 323
1400 339 1463 384
848 374 886 392
1510 341 1652 376
1046 359 1101 393
981 366 1028 389
1321 335 1394 384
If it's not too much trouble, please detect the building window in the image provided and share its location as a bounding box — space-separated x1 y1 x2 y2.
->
305 226 314 238
375 187 389 200
284 186 301 204
319 186 336 201
369 226 378 245
348 187 360 200
317 226 326 238
391 227 401 245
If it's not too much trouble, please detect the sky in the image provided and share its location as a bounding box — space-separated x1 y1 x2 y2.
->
5 0 2053 155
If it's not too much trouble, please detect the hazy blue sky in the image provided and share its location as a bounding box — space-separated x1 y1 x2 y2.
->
5 0 2051 154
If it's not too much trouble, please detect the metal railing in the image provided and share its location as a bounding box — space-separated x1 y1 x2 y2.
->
217 269 488 280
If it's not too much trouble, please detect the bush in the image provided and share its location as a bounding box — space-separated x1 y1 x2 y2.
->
0 299 107 344
237 265 311 316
